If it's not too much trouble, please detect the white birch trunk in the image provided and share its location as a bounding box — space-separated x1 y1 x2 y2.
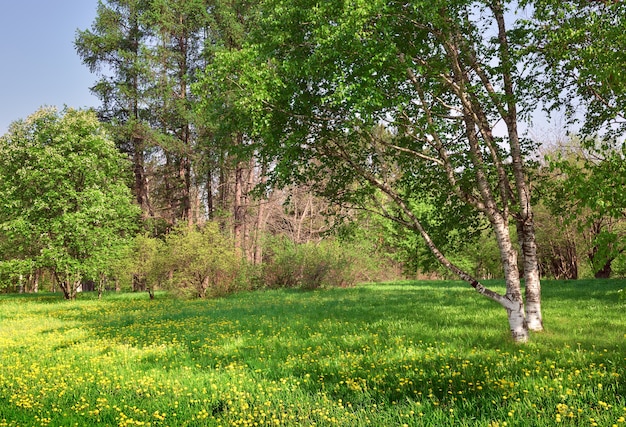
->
32 270 39 293
505 300 529 343
492 214 529 343
368 170 531 343
519 219 544 331
491 0 544 332
524 299 542 331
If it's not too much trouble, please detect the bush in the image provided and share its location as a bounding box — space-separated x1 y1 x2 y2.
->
261 236 383 290
162 223 240 298
611 252 626 278
112 229 392 298
112 234 164 296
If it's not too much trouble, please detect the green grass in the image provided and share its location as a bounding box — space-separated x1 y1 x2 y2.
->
0 279 624 426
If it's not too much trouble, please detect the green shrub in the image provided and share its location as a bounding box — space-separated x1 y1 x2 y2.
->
112 234 164 297
611 251 626 278
261 236 383 290
162 223 240 298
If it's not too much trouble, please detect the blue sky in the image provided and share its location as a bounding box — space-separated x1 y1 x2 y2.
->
0 1 563 141
0 1 100 134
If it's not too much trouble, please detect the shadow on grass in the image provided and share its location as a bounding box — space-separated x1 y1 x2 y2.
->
31 280 621 413
26 279 625 356
53 281 505 350
542 278 624 297
66 279 626 353
0 291 66 303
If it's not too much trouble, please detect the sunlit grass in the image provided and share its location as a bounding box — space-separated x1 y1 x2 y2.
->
0 279 624 426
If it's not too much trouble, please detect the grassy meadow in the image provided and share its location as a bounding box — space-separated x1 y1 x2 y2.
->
0 279 624 426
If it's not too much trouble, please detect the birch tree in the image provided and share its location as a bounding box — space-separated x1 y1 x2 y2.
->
203 0 544 341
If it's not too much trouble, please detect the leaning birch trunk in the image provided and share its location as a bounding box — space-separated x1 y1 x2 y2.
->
399 33 531 341
365 173 530 343
422 209 528 342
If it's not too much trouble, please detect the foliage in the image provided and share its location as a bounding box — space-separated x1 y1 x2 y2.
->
526 0 626 137
380 196 492 278
0 108 140 299
202 0 546 342
68 0 626 311
260 236 383 290
612 254 626 279
397 228 504 281
76 0 264 231
541 139 626 278
533 202 582 279
449 229 504 280
0 280 624 426
112 234 165 296
526 0 626 278
161 223 240 298
76 0 203 223
0 260 34 292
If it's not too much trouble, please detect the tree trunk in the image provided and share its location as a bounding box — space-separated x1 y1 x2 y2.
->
517 218 544 331
492 0 543 332
199 276 210 298
97 272 108 299
179 34 193 226
233 135 246 254
163 152 176 223
253 200 265 265
207 167 215 219
243 162 255 261
368 171 530 343
57 274 80 301
234 163 244 252
492 214 529 343
132 134 153 217
61 284 72 300
32 270 39 293
253 181 268 265
133 274 146 292
181 152 192 225
545 230 578 280
426 14 531 341
594 259 613 279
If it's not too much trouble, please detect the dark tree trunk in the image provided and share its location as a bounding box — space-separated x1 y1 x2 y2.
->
594 259 613 279
133 135 153 216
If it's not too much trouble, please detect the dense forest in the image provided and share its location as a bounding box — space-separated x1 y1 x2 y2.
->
0 0 624 341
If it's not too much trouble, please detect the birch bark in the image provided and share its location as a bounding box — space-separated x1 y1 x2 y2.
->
341 150 530 343
491 0 543 331
208 0 546 342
